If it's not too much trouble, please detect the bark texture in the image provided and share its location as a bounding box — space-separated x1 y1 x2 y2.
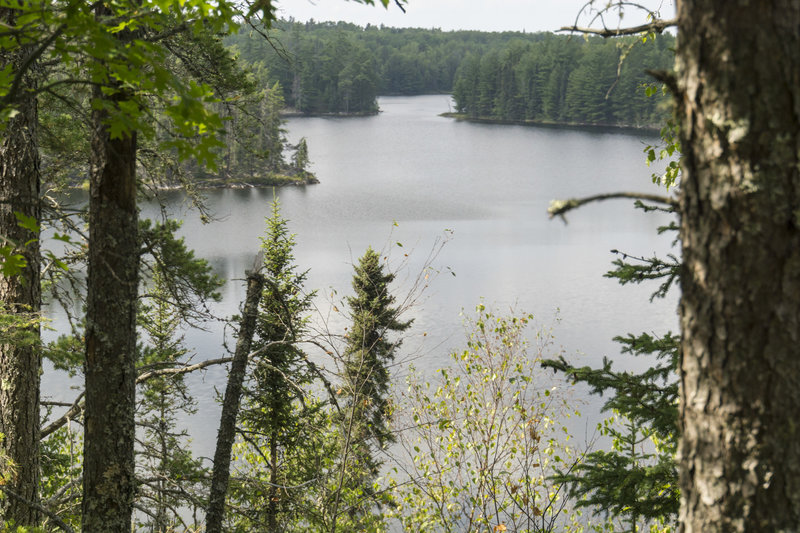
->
81 79 139 533
0 6 41 526
205 271 265 533
676 1 800 531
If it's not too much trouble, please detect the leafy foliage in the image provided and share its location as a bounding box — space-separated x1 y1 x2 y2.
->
644 119 681 189
392 306 584 533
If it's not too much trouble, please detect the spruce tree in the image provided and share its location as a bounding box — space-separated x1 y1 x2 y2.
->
291 137 310 176
229 198 320 531
331 247 411 529
135 267 207 532
544 208 680 532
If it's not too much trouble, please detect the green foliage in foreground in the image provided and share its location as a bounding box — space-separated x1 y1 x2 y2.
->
228 198 320 531
332 246 413 530
391 306 585 533
543 207 680 533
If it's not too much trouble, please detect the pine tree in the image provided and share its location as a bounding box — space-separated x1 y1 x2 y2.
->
261 81 287 174
291 137 310 176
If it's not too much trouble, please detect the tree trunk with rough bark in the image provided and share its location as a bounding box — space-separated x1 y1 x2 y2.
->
676 1 800 530
0 8 41 527
81 20 139 528
206 271 265 533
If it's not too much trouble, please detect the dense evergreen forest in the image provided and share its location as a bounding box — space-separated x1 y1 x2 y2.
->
226 19 674 127
42 21 675 190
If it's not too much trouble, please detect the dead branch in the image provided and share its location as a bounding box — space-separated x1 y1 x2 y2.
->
0 485 76 533
41 356 237 439
559 17 677 37
135 357 233 384
548 192 677 223
206 270 265 533
40 391 84 439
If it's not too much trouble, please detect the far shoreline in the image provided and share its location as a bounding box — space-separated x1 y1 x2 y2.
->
439 111 662 135
62 173 319 192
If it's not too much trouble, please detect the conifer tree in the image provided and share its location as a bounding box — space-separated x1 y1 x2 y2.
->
0 6 42 526
229 198 320 531
261 81 287 174
544 208 680 532
135 267 207 532
331 247 411 529
291 137 310 176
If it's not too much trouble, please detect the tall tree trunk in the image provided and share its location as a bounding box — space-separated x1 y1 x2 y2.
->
81 21 139 529
0 7 41 527
206 271 265 533
676 1 800 530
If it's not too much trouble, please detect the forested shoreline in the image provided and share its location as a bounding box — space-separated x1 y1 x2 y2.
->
228 19 674 128
2 10 679 530
49 20 674 191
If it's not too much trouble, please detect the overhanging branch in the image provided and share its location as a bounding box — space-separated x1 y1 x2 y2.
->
548 192 677 223
41 356 238 439
559 17 677 37
135 357 232 384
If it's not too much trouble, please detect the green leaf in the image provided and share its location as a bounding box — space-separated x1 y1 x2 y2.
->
14 211 39 233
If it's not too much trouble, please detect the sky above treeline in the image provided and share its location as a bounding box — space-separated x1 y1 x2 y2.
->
277 0 676 33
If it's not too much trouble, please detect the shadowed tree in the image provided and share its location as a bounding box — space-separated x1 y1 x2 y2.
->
0 4 42 526
675 1 800 530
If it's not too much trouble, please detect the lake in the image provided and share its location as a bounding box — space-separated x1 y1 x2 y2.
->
42 95 679 459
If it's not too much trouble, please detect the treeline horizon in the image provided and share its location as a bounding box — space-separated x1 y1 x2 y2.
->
226 19 674 127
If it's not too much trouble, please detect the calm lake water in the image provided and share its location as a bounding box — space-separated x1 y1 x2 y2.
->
42 95 678 459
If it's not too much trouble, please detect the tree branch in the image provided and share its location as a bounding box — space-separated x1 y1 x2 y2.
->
547 192 677 223
0 485 76 533
41 356 237 439
135 357 232 383
559 17 676 37
0 24 66 113
646 68 679 96
40 391 84 439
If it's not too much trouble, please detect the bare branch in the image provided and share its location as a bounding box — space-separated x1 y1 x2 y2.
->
41 400 74 407
0 485 76 533
547 192 677 223
299 340 342 413
559 17 677 37
41 355 238 438
40 391 84 439
135 357 232 384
